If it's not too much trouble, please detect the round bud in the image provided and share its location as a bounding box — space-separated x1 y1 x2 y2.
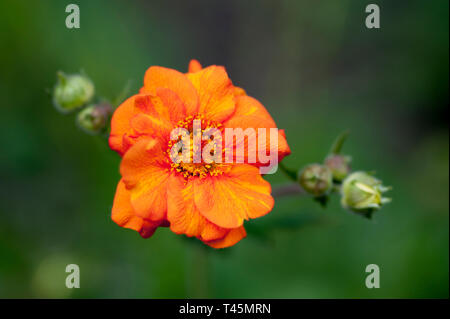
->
298 164 333 197
76 103 112 135
341 171 391 217
324 154 351 182
53 71 94 113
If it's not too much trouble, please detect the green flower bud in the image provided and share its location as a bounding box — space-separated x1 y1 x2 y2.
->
298 164 333 197
341 171 391 217
324 154 351 182
53 71 94 113
76 103 112 135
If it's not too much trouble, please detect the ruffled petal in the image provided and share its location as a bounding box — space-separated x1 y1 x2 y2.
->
204 226 247 249
109 90 187 155
111 179 162 238
187 65 236 122
229 95 275 121
141 66 198 115
167 175 228 241
277 129 290 163
130 113 173 143
223 95 291 167
120 138 170 222
134 90 187 124
155 88 187 123
109 95 137 155
194 164 274 229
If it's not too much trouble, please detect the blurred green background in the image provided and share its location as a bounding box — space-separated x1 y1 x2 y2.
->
0 0 448 298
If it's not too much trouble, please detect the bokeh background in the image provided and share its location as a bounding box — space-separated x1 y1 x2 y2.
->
0 0 448 298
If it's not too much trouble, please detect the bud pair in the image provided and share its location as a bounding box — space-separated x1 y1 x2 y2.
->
53 71 94 113
341 171 391 217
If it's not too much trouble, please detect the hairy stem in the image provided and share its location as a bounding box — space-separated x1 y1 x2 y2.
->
272 182 305 197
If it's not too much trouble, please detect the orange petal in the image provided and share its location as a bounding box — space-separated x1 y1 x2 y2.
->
111 179 161 238
118 91 188 150
167 175 228 241
109 91 183 155
156 88 187 123
109 95 137 155
130 113 173 143
223 96 291 166
194 164 274 229
233 86 247 97
140 66 198 115
120 138 170 222
188 59 202 73
228 95 275 122
204 226 247 249
187 65 236 122
134 94 169 119
277 129 291 163
121 132 148 155
135 90 187 123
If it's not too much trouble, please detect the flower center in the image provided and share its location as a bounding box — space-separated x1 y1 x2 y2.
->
166 115 228 179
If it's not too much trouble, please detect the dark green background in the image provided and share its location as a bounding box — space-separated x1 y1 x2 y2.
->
0 0 448 298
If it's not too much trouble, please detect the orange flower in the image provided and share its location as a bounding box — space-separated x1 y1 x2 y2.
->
109 60 291 248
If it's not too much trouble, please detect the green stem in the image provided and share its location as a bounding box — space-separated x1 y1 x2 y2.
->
187 245 210 298
272 182 304 197
278 162 298 182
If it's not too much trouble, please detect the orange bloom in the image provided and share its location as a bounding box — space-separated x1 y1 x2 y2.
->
109 60 291 248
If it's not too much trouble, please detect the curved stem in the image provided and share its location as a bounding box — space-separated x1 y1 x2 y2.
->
272 182 305 198
278 162 298 182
